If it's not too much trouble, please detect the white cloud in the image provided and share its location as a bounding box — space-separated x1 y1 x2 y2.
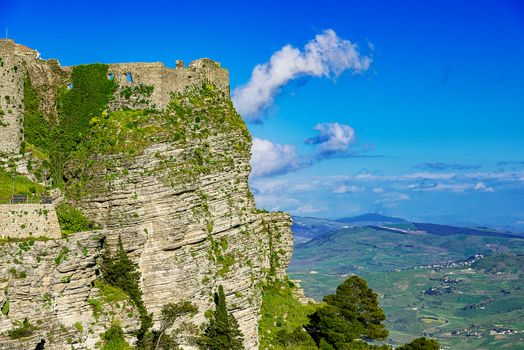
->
294 204 327 215
250 138 302 178
306 122 356 156
372 187 384 193
374 192 411 204
333 184 362 194
473 182 495 192
233 29 372 120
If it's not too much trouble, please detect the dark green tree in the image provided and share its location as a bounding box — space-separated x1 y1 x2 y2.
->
397 337 440 350
306 276 388 349
101 323 131 350
152 301 198 350
100 236 152 344
198 285 245 350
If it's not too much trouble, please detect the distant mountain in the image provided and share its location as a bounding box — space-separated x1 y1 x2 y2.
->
336 213 408 226
291 216 347 243
412 222 524 238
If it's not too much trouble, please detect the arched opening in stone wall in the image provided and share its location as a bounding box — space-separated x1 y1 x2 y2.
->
126 72 133 83
108 72 114 80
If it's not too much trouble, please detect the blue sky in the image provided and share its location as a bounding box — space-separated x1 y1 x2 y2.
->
2 0 524 228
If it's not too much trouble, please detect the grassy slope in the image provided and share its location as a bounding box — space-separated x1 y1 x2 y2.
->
0 171 45 200
259 280 318 350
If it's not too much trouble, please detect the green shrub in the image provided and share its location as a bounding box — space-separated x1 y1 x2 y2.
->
1 300 9 316
88 298 102 319
397 337 440 350
54 246 70 265
56 203 91 234
8 318 35 339
74 321 84 332
101 323 131 350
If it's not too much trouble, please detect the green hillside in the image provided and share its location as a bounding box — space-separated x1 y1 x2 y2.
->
289 225 524 349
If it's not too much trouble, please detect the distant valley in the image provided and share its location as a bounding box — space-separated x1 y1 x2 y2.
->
288 214 524 349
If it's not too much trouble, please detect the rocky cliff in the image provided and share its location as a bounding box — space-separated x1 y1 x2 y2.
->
0 40 294 349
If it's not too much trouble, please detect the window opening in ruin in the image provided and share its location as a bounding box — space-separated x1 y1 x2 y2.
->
108 72 114 80
126 72 133 83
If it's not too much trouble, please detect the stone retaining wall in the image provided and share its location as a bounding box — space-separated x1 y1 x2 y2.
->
0 204 61 238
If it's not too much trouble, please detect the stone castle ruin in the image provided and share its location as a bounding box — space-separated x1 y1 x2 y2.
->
0 39 229 241
0 38 229 155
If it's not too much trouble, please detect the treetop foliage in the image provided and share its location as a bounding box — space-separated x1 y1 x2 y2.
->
307 276 388 349
199 285 245 350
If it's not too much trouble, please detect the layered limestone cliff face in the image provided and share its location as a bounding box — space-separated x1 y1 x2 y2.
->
66 86 293 349
0 232 142 350
0 40 294 349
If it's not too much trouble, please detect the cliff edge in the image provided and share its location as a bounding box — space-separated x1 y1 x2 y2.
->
0 40 293 349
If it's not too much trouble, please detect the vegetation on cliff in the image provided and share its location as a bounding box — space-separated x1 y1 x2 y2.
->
259 279 318 349
55 203 92 234
65 83 250 201
199 285 245 350
101 323 132 350
51 63 116 187
259 276 439 350
23 76 50 153
100 236 152 344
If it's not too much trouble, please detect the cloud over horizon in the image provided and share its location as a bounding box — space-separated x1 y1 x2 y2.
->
249 169 524 219
233 29 372 121
415 162 482 171
250 138 305 178
306 122 356 158
251 122 359 178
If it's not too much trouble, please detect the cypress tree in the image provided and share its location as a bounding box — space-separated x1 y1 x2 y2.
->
100 236 152 344
199 285 244 350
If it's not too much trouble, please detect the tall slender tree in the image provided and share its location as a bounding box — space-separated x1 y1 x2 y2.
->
100 236 152 343
199 285 244 350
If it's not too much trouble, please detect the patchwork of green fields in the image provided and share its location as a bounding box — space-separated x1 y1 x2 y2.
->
289 226 524 349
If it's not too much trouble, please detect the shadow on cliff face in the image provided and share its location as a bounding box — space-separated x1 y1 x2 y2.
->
35 339 45 350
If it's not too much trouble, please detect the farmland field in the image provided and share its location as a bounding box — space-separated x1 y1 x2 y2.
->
288 222 524 349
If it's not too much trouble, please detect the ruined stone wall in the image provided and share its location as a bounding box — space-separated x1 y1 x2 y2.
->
0 39 228 156
108 59 229 111
0 204 61 239
0 40 25 154
0 39 70 155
